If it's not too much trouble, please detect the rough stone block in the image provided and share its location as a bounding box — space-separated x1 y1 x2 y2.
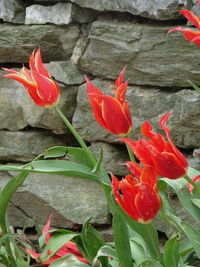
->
25 3 95 25
0 0 25 23
0 24 79 63
71 0 193 20
0 172 110 228
78 18 200 87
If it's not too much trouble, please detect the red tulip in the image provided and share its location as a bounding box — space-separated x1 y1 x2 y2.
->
120 112 188 179
85 67 132 136
187 175 200 194
3 48 60 107
168 9 200 46
26 215 88 265
112 162 160 223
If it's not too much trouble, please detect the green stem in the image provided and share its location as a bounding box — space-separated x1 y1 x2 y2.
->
54 106 111 184
184 174 200 193
54 106 96 166
145 223 163 264
125 143 136 162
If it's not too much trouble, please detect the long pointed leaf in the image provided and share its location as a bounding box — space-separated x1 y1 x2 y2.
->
112 213 132 267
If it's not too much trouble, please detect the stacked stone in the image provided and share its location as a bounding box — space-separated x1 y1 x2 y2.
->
0 0 200 235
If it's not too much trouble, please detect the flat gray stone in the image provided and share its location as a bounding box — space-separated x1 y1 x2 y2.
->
46 60 84 85
0 0 25 23
73 80 200 149
71 0 193 20
25 3 95 25
0 24 79 63
1 172 110 228
0 130 66 162
78 18 200 87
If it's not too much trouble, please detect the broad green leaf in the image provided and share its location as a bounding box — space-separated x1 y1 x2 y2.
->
49 254 90 267
130 238 149 265
165 210 200 259
81 218 106 265
138 259 163 267
39 233 77 261
96 245 117 259
16 259 29 267
163 174 200 223
188 79 200 93
44 146 68 158
191 199 200 208
39 229 75 248
163 235 180 267
67 147 95 169
8 160 100 184
187 167 200 178
112 213 132 267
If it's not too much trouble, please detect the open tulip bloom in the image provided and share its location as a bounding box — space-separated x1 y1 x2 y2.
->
120 112 188 179
168 9 200 46
112 162 161 224
3 48 60 107
85 67 132 136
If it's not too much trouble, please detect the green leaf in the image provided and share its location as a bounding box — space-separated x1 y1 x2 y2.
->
39 233 77 261
112 213 132 267
138 259 163 267
163 235 180 267
29 160 100 183
187 79 200 93
165 210 200 259
16 260 29 267
92 147 103 173
130 237 149 265
67 147 95 169
163 172 200 223
96 245 117 259
44 146 68 158
49 254 90 267
80 218 106 264
191 199 200 208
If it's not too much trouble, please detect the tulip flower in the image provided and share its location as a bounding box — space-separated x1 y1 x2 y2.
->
112 162 160 223
26 215 88 265
120 112 188 179
3 48 60 107
168 9 200 46
85 67 132 136
187 175 200 194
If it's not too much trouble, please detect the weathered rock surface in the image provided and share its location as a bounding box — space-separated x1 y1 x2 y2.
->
89 142 129 175
73 80 200 148
0 130 66 162
0 0 25 23
25 3 95 25
71 0 193 20
46 60 84 85
0 24 79 63
0 71 78 134
79 18 200 87
1 172 110 228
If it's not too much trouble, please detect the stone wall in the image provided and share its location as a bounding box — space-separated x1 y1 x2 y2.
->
0 0 200 233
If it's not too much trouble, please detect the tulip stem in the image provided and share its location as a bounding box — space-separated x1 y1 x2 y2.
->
145 223 163 263
54 106 111 184
54 106 96 165
184 175 200 193
125 143 136 162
